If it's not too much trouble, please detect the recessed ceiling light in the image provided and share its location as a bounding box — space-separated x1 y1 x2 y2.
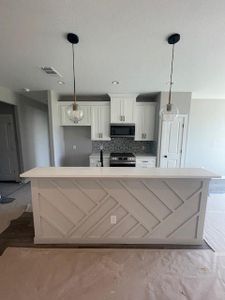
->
58 80 65 85
112 81 119 85
23 88 30 92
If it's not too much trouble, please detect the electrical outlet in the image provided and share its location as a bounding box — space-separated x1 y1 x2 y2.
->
72 145 77 150
110 215 117 224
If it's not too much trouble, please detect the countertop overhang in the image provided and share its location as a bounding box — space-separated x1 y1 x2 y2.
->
20 167 220 179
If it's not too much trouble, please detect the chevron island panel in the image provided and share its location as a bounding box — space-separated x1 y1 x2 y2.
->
31 178 209 245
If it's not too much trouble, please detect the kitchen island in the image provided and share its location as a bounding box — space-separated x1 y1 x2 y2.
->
21 167 218 245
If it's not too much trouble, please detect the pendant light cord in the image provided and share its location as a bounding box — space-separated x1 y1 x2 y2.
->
72 44 76 104
168 44 175 105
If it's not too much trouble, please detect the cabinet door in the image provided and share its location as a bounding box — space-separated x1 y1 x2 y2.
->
144 103 156 140
60 103 91 126
99 105 110 140
135 104 144 140
136 157 156 168
110 99 123 123
123 98 135 123
89 157 110 167
78 104 91 125
135 103 156 141
110 96 136 123
91 103 110 140
91 106 99 139
89 157 100 167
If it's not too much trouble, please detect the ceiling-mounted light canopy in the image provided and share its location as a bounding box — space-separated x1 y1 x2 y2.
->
66 33 84 123
160 33 180 122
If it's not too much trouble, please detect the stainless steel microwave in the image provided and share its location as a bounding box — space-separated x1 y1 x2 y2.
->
110 124 135 138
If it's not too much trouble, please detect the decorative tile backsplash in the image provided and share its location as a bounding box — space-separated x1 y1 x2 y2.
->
92 138 156 154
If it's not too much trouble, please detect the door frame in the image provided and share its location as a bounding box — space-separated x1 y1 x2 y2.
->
157 114 188 168
0 113 21 181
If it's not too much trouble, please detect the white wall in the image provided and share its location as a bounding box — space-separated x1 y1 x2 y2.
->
186 99 225 175
159 92 192 114
17 94 50 171
63 127 92 166
0 86 17 105
48 90 65 166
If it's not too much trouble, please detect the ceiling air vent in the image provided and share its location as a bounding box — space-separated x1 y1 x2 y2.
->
41 66 62 77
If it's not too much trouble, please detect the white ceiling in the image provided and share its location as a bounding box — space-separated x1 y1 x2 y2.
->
1 0 225 98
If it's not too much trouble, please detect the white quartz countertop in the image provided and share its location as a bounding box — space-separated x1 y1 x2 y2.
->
20 167 220 179
90 153 156 157
89 153 110 157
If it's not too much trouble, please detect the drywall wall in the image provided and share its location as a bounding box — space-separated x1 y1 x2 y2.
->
0 86 17 105
186 98 225 175
63 126 92 166
17 94 50 171
48 90 65 166
159 92 192 114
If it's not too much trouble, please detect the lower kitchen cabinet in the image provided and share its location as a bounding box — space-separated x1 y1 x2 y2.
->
135 102 156 141
89 155 110 167
136 156 156 168
91 102 111 141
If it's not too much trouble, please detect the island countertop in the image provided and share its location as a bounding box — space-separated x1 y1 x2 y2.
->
20 167 219 179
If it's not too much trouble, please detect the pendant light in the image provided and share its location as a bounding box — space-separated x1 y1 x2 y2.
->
66 33 84 123
160 33 180 121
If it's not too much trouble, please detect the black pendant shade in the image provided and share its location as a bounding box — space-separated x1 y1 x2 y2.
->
167 33 180 45
67 33 79 44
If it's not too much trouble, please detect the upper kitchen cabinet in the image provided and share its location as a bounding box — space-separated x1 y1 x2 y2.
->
109 94 136 123
135 102 156 141
59 102 91 126
91 102 111 140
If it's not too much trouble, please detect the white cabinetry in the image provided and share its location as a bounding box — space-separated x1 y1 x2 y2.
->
89 154 110 167
60 102 91 126
91 102 111 141
110 94 136 123
135 102 156 141
136 156 156 168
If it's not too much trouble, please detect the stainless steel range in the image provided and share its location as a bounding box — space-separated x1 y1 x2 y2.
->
110 152 136 167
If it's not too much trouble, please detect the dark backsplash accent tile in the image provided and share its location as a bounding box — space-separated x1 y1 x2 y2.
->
92 138 156 154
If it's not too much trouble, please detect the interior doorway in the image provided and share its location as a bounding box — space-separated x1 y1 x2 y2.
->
0 102 20 181
159 114 188 168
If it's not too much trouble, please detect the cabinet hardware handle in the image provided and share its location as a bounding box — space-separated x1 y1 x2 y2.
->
120 116 122 121
164 155 167 158
124 116 125 121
